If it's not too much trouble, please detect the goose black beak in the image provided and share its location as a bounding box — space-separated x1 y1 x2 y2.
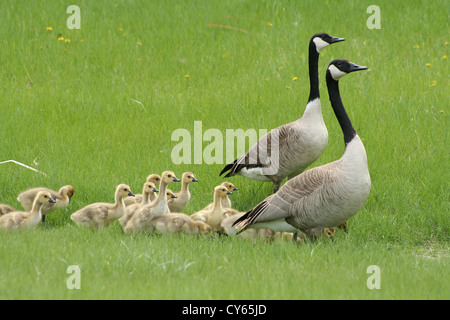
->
348 63 368 73
128 191 135 197
153 188 159 193
233 186 239 191
173 177 181 182
171 194 177 198
192 177 199 182
226 190 232 195
330 36 345 44
49 198 56 203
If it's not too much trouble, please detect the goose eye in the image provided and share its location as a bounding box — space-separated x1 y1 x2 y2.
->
188 176 191 178
168 175 172 178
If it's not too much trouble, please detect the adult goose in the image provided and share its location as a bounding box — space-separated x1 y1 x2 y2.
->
219 33 345 193
232 59 371 239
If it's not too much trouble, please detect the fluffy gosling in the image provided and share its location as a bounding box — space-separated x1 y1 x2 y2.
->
0 191 55 232
123 171 180 234
168 172 198 212
17 185 74 222
71 184 134 229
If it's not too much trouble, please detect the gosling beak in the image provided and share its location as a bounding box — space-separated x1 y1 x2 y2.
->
128 191 135 197
171 194 177 198
173 177 181 182
233 186 239 191
153 187 159 193
226 190 232 195
330 36 345 44
192 177 199 182
49 198 56 203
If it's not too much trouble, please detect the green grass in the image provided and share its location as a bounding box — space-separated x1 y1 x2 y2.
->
0 0 448 299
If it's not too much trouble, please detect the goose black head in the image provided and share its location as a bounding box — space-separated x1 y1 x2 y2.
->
328 59 368 81
311 33 345 53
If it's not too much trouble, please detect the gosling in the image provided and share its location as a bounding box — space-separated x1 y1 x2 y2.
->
202 181 238 211
190 185 231 230
123 171 180 234
168 172 198 212
0 204 15 216
71 184 134 229
0 191 55 232
124 173 161 207
17 185 75 222
119 182 158 227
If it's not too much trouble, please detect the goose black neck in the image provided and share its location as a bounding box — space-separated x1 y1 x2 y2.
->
307 41 320 102
326 71 356 145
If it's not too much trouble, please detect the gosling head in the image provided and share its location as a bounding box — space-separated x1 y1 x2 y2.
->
311 33 345 53
161 171 180 185
327 59 368 81
36 191 56 205
166 189 177 199
116 184 135 198
143 182 159 195
182 172 198 184
60 185 75 201
221 182 238 193
146 174 161 186
214 185 232 198
322 227 336 241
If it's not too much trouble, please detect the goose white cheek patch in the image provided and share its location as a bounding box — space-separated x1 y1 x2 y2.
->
328 65 348 80
313 37 329 52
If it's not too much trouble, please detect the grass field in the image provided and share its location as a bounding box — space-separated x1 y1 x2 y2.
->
0 0 448 300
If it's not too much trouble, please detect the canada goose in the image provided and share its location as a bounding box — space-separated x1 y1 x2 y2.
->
71 184 134 229
168 172 198 212
124 174 161 207
119 182 158 227
190 186 232 229
151 213 212 236
232 59 371 240
17 185 75 222
0 204 15 216
220 33 345 193
202 181 238 211
123 171 180 234
0 191 55 231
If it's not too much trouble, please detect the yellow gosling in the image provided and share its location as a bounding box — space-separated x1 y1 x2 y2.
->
168 172 198 212
123 171 180 234
71 184 134 229
0 191 55 232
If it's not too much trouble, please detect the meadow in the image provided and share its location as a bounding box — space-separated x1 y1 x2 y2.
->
0 0 448 300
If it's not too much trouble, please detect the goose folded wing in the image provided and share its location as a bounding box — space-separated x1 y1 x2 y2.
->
233 165 333 231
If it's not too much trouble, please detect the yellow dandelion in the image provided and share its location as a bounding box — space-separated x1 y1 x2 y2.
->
137 41 142 46
119 28 123 32
80 39 85 42
443 55 447 59
279 66 284 70
137 58 141 62
431 80 437 87
426 63 431 66
267 22 273 27
292 76 298 81
65 39 70 43
439 109 445 114
185 75 190 78
39 46 43 49
413 45 419 49
264 78 269 81
285 86 291 89
58 37 64 41
445 42 448 46
46 27 53 31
